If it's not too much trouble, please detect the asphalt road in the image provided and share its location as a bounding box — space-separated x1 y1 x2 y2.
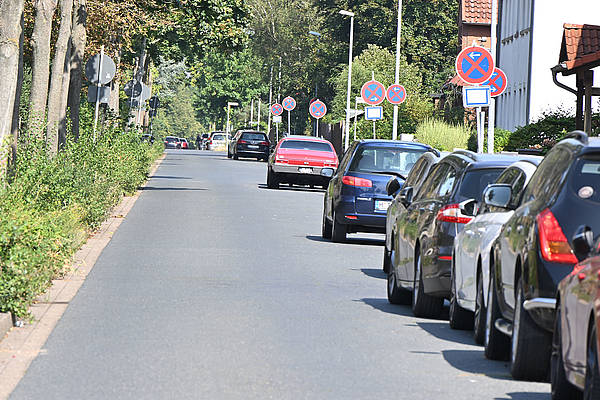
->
11 150 550 399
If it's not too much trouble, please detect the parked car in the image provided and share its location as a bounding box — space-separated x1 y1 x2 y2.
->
267 136 338 189
322 140 434 243
386 150 527 318
552 227 600 399
179 138 189 149
208 132 227 151
485 131 600 381
164 136 179 149
228 130 270 161
198 133 210 150
384 151 443 273
451 159 540 339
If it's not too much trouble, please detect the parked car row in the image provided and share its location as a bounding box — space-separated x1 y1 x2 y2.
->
256 130 600 398
164 136 189 149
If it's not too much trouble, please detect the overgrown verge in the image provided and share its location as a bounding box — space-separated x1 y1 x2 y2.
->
0 128 162 318
414 119 472 151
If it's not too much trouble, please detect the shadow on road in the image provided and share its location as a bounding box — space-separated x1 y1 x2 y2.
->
305 235 385 246
359 268 386 279
257 184 325 193
494 392 550 400
442 349 514 381
358 298 414 317
140 186 208 191
416 321 475 344
149 175 192 180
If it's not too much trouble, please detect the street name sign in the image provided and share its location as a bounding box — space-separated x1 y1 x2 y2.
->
282 97 296 111
386 84 407 105
484 68 508 97
455 46 494 85
361 80 386 105
309 100 327 119
463 86 492 108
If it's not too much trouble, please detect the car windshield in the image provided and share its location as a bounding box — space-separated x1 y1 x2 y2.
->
280 140 332 152
569 155 600 203
241 133 266 141
166 137 177 142
457 168 504 202
212 135 225 140
348 147 426 175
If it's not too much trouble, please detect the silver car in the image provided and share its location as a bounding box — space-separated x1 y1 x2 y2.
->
450 159 540 341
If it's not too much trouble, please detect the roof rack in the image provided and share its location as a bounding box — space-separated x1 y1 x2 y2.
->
564 130 588 145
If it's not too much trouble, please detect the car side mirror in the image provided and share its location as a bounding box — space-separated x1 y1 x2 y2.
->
399 186 413 206
459 198 478 217
483 184 513 209
572 225 594 262
386 177 402 197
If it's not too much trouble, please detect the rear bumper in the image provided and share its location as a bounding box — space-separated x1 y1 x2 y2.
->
272 163 331 176
236 150 268 158
334 199 387 233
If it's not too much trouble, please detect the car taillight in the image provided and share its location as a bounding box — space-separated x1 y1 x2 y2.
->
342 176 372 187
436 204 472 224
537 208 577 264
259 141 269 146
238 140 248 144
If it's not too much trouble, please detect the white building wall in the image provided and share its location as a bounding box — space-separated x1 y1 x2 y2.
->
496 0 600 132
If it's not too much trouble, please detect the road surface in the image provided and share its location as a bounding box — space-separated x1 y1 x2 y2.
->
11 150 550 399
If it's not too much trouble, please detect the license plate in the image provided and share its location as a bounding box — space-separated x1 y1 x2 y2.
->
298 167 313 174
248 145 259 149
375 200 392 211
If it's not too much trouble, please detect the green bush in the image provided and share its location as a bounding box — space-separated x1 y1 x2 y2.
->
467 128 512 152
0 127 162 318
414 119 471 151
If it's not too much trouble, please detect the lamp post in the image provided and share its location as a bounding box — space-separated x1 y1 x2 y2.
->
488 0 498 153
226 101 239 154
392 0 403 141
309 30 322 136
340 10 355 151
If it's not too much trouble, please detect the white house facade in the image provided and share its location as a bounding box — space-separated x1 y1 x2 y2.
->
496 0 600 131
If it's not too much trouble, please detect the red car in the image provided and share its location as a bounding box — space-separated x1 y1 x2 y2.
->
179 138 189 149
267 136 339 189
552 226 600 399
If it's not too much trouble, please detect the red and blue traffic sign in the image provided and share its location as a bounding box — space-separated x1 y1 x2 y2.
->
282 96 296 111
271 103 283 116
455 46 494 85
484 67 508 97
361 80 386 105
309 100 327 119
386 84 407 105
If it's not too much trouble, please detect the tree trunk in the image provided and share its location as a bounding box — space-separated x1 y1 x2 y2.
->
108 44 122 116
0 0 25 170
46 0 73 156
29 0 57 136
10 9 25 171
67 0 85 141
58 38 71 148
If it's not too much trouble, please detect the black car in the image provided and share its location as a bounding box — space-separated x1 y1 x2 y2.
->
322 140 436 243
164 136 179 149
387 150 534 318
384 151 443 273
228 130 270 161
485 131 600 381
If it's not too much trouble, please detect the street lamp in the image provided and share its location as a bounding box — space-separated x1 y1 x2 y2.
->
309 30 322 136
392 0 403 141
226 101 239 154
339 10 355 151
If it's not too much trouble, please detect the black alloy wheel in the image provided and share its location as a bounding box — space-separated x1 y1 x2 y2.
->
551 306 582 399
473 269 486 345
584 323 600 400
383 245 391 273
510 277 552 381
484 269 510 360
449 259 474 330
411 249 443 318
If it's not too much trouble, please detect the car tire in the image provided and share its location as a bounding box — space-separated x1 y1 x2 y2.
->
584 323 600 399
551 306 582 400
322 208 332 239
484 270 510 361
267 168 279 189
510 277 552 381
331 211 347 243
383 246 391 273
449 261 474 330
412 249 443 318
233 153 238 160
387 267 411 305
473 269 486 345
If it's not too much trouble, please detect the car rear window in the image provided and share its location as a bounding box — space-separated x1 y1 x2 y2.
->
212 135 225 140
166 137 177 142
280 140 333 152
457 168 504 202
348 147 426 175
569 155 600 203
241 133 267 141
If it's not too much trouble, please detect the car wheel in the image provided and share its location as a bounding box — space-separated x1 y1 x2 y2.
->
551 306 582 399
331 211 346 243
484 270 510 360
449 260 474 330
584 323 600 400
387 266 411 305
233 153 238 160
510 277 552 381
383 246 391 273
322 207 332 239
267 168 279 189
473 269 486 345
411 249 443 318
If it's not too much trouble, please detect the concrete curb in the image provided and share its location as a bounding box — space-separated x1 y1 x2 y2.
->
0 153 165 400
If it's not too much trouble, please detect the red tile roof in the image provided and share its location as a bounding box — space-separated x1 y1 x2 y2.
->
462 0 492 25
560 24 600 72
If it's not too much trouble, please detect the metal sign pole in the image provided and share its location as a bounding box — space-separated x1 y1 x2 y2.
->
268 66 273 137
257 99 261 129
93 45 104 142
354 99 358 141
287 110 291 136
316 120 319 138
276 122 279 143
488 0 498 153
373 120 376 139
392 0 403 141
